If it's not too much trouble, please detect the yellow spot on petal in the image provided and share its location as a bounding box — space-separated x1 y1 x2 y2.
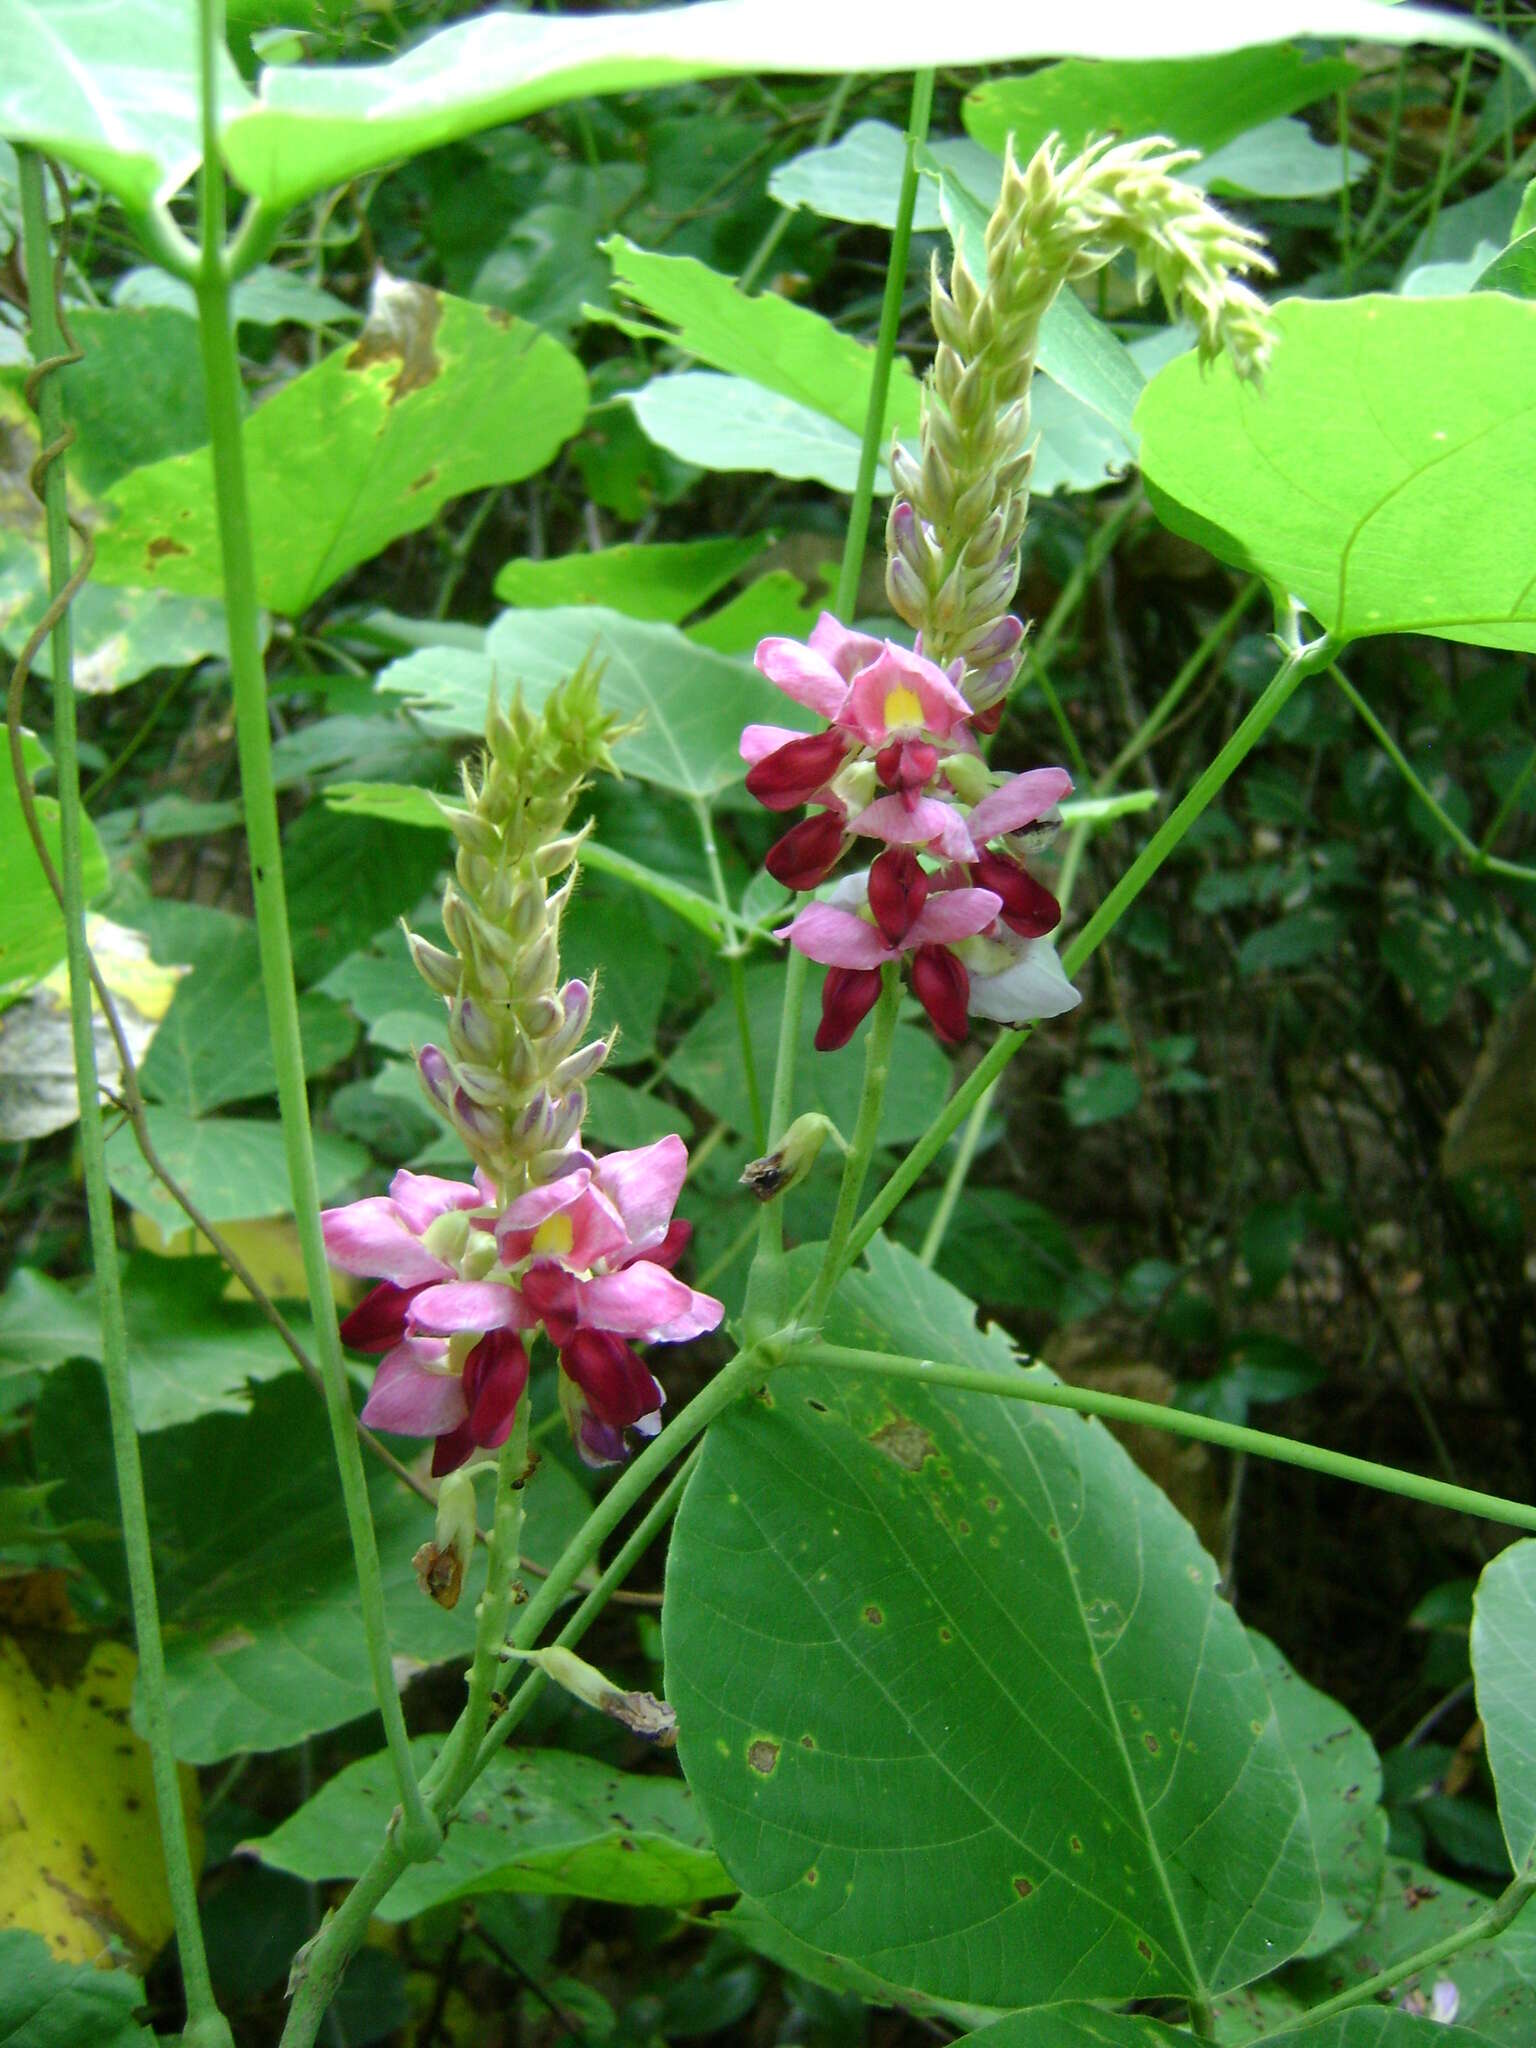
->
532 1212 574 1257
882 684 924 732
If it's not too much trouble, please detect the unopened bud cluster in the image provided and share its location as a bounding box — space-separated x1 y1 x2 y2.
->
887 133 1277 709
406 662 625 1197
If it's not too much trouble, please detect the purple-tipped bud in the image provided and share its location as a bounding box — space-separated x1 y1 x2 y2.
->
549 1084 586 1149
531 1145 595 1185
516 931 557 996
553 1037 609 1090
453 1087 501 1144
965 613 1026 662
418 1044 452 1107
512 1089 554 1146
885 554 928 624
887 501 932 578
544 980 591 1059
522 993 563 1040
450 997 497 1062
408 933 460 997
454 1061 514 1110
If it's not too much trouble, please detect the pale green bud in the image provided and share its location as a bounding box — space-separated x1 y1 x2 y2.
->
740 1111 838 1202
503 1646 677 1745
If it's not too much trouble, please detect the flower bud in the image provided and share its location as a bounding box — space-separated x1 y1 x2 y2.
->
407 932 460 997
504 1646 676 1745
765 810 846 893
941 751 993 807
867 847 928 948
516 930 558 997
413 1468 478 1610
450 997 498 1063
740 1111 837 1201
440 802 501 861
911 944 970 1045
552 1037 609 1090
418 1043 452 1107
521 993 563 1040
744 730 850 813
814 965 884 1053
531 1145 595 1185
548 1084 586 1150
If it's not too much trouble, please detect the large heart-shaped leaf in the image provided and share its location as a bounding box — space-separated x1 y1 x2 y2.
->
664 1239 1319 2008
91 290 586 617
217 3 1527 214
628 372 878 493
1473 1538 1536 1879
253 1739 730 1914
379 608 815 803
0 0 249 211
34 1366 589 1761
103 1104 368 1236
1137 294 1536 652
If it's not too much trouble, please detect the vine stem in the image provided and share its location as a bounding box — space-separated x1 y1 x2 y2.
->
1255 1876 1536 2041
807 965 901 1321
279 1342 772 2048
193 0 436 1854
797 1344 1536 1534
15 147 233 2048
837 614 1341 1283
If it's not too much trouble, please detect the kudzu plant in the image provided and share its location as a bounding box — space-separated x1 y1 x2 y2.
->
6 6 1536 2048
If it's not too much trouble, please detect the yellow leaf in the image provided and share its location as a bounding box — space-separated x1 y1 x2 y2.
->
0 1632 201 1967
129 1212 352 1305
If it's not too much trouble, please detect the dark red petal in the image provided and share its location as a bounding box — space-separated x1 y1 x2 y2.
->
463 1330 529 1449
765 810 847 891
745 730 850 812
562 1328 662 1429
339 1280 423 1354
814 965 884 1052
875 739 938 791
911 945 970 1045
521 1264 578 1348
867 846 929 948
430 1420 477 1477
649 1219 692 1271
970 854 1061 938
973 702 1005 737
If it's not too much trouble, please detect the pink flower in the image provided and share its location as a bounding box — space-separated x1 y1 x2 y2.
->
323 1168 528 1476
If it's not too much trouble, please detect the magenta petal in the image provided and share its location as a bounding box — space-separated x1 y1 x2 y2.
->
593 1135 687 1257
576 1263 724 1341
320 1197 455 1286
906 888 1004 945
806 610 886 683
775 903 893 969
407 1280 531 1335
498 1173 591 1233
844 643 974 745
753 637 852 720
965 767 1073 844
360 1339 466 1436
850 794 976 862
387 1169 483 1235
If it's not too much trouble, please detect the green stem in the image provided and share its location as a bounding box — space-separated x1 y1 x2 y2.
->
1099 579 1262 791
917 1079 993 1267
838 615 1339 1277
17 148 232 2048
807 965 901 1321
424 1411 531 1810
194 0 436 1854
751 945 809 1324
1480 737 1536 856
1255 1877 1536 2042
833 67 935 622
798 1344 1536 1533
471 1443 702 1778
280 1351 770 2048
1332 665 1536 885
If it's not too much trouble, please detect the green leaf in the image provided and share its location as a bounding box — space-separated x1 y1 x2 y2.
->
0 0 249 212
770 122 995 231
665 1237 1319 2007
686 571 824 655
962 46 1360 159
1217 1856 1536 2044
667 964 952 1147
1138 295 1536 653
217 5 1527 216
254 1739 731 1913
600 237 920 443
954 2012 1197 2048
1472 1539 1536 1878
0 1257 311 1431
92 290 587 617
585 1074 691 1151
0 549 233 695
103 1104 368 1236
1250 1632 1387 1958
1237 908 1345 976
1475 228 1536 301
139 905 358 1115
380 608 815 804
1200 117 1370 199
280 805 448 986
560 893 666 1067
629 372 878 493
0 734 108 994
494 535 771 623
112 261 357 329
1063 1062 1142 1126
34 1366 589 1760
0 1931 151 2048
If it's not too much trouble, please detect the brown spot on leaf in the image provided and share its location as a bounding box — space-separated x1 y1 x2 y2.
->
1013 1877 1034 1898
869 1418 936 1471
407 466 439 494
1144 1733 1160 1754
146 537 188 562
862 1605 884 1627
747 1739 780 1775
347 279 443 403
1069 1835 1084 1854
1136 1938 1153 1961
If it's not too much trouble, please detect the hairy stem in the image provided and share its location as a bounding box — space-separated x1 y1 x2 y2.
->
16 146 232 2048
799 1344 1536 1533
194 0 434 1851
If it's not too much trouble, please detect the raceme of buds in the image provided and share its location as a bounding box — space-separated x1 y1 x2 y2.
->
404 661 628 1201
887 133 1278 702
